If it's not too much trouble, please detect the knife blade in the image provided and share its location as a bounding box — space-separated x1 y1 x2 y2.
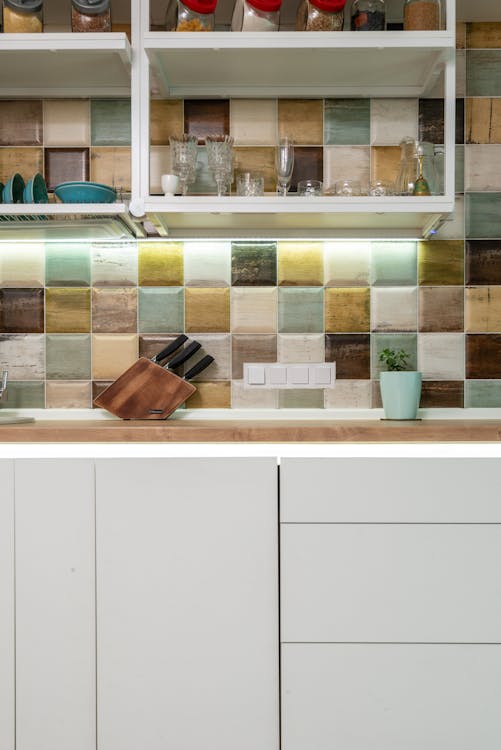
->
164 340 201 370
184 355 215 381
151 334 188 364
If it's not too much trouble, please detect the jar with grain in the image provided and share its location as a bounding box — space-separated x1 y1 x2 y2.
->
3 0 43 33
231 0 281 32
351 0 385 30
296 0 346 31
165 0 217 31
71 0 111 32
404 0 440 30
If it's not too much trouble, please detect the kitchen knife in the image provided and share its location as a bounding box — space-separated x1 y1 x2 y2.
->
151 334 188 364
164 340 201 370
184 355 215 381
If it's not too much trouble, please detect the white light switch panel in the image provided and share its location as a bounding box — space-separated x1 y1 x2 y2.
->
243 363 336 389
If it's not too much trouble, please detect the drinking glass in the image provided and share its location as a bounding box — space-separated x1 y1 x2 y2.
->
275 137 294 196
297 179 323 196
206 135 234 197
236 172 265 196
335 179 362 196
169 134 198 196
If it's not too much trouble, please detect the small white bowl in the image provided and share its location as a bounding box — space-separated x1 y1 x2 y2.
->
161 174 180 196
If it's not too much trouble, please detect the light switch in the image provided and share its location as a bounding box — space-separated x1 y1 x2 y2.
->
269 366 287 385
248 365 265 385
289 366 309 385
314 366 331 385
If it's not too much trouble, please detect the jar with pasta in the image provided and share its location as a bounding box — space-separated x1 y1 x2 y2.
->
404 0 440 30
3 0 43 33
71 0 111 32
165 0 217 31
296 0 346 31
231 0 282 32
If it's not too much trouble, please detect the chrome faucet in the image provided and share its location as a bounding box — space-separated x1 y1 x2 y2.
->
0 371 7 400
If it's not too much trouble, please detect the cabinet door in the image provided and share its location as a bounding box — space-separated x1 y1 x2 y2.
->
0 460 14 750
15 459 96 750
96 457 279 750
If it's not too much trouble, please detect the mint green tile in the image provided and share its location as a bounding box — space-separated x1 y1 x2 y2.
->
372 242 417 286
46 334 91 379
465 380 501 407
278 287 324 333
138 287 184 333
466 193 501 238
46 243 91 287
91 99 131 146
325 99 370 146
189 147 214 195
1 382 44 408
279 389 325 408
467 51 501 97
371 333 418 378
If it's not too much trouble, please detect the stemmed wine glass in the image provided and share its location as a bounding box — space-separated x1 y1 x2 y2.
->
275 137 294 196
169 134 198 196
206 135 234 197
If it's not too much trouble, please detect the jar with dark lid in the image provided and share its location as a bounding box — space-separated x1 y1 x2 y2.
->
351 0 385 30
296 0 346 31
3 0 43 33
231 0 282 32
404 0 440 30
71 0 111 32
165 0 217 31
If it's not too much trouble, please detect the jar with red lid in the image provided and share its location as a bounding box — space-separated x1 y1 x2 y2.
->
165 0 217 31
296 0 346 31
231 0 282 31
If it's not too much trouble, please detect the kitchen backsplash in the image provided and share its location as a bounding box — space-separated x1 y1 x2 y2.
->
1 21 501 410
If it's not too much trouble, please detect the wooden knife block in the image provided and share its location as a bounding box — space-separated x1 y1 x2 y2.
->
93 358 196 419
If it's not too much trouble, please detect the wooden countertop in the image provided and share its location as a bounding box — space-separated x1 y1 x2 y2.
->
0 419 501 443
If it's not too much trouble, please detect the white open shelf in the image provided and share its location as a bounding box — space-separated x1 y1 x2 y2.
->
0 203 128 216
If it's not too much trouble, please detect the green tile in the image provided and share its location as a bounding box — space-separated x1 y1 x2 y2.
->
1 382 44 408
231 242 277 286
324 99 370 146
371 334 418 379
46 243 91 287
465 380 501 407
138 287 184 333
189 147 214 195
467 51 501 97
371 242 417 286
278 287 324 333
279 389 325 408
91 99 131 146
467 193 501 238
46 334 91 380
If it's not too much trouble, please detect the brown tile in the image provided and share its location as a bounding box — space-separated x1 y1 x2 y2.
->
0 101 43 146
418 240 464 285
0 289 44 334
138 241 183 286
111 23 132 41
90 147 131 191
46 288 91 333
233 147 275 192
466 334 501 378
420 381 464 408
466 98 501 144
278 241 323 286
232 334 277 379
185 288 230 333
92 380 113 406
139 334 185 361
466 22 501 49
456 22 466 49
150 100 184 146
278 100 323 145
92 287 137 333
185 381 231 409
371 380 383 408
290 146 323 192
325 288 370 333
466 240 501 284
0 148 43 186
184 100 229 144
465 286 501 332
45 381 92 409
325 334 370 379
45 148 89 190
370 146 401 185
419 287 464 332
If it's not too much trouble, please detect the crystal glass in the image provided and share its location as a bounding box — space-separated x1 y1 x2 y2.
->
369 179 394 196
236 172 265 197
169 134 198 196
297 179 323 196
335 179 362 196
275 137 294 196
206 135 234 197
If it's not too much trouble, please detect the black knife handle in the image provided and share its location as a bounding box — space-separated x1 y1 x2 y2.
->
166 340 201 370
184 355 215 381
151 334 188 364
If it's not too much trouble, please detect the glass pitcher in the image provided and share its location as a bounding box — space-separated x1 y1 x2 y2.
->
395 138 438 195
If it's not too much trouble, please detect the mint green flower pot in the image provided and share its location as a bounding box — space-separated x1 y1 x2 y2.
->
379 371 422 420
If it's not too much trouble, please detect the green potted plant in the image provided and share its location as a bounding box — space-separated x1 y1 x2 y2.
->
378 348 422 420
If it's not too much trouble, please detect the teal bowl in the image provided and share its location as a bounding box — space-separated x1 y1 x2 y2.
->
3 173 25 204
23 173 48 204
54 181 116 204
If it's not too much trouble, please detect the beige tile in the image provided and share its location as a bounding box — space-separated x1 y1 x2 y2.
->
90 147 131 191
370 146 401 185
92 287 138 333
231 287 277 333
418 334 465 380
45 381 92 409
185 381 231 409
185 288 230 333
0 242 44 287
278 99 323 145
233 147 275 192
466 98 501 144
324 146 370 192
324 380 371 408
150 146 172 194
370 99 418 145
324 241 371 287
466 286 501 332
464 145 501 191
179 334 230 380
0 148 43 185
0 333 44 380
231 380 278 409
92 334 138 380
371 287 417 332
230 99 277 145
150 100 183 146
184 241 231 287
277 334 324 363
44 100 90 147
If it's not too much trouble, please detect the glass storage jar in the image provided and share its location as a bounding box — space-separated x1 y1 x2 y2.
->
231 0 281 32
404 0 440 30
71 0 111 32
165 0 217 31
3 0 43 32
350 0 385 30
296 0 346 31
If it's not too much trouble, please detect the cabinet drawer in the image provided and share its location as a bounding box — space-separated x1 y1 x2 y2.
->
280 457 501 522
281 524 501 643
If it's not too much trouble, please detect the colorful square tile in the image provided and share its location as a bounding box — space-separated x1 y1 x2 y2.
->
290 146 323 192
370 99 418 145
372 241 417 286
418 240 464 285
456 50 466 98
371 287 417 332
45 148 89 190
278 287 323 333
466 240 501 285
231 242 277 286
46 243 90 287
278 241 323 286
184 241 231 287
418 333 465 380
370 146 400 185
0 334 44 380
0 243 44 288
323 146 369 192
465 145 501 191
466 22 501 49
231 334 277 379
456 98 465 144
279 389 324 409
138 288 184 333
44 100 90 147
324 241 370 287
138 242 183 286
0 148 43 185
324 99 370 146
277 334 324 363
185 381 231 409
230 99 277 146
371 334 418 378
420 381 464 408
231 287 277 334
324 380 371 409
91 99 131 146
466 334 501 378
185 288 230 333
45 288 90 333
90 147 131 191
465 286 501 332
189 146 215 195
456 22 466 49
231 380 278 409
46 334 91 380
92 334 137 381
436 196 465 240
0 382 44 409
419 287 464 332
45 381 92 409
325 288 370 333
150 146 171 194
325 334 370 379
92 287 137 333
0 101 43 146
184 100 230 144
467 51 501 96
92 380 113 405
0 289 44 333
278 99 323 145
455 145 465 194
466 98 501 144
150 100 184 146
466 193 501 238
178 334 230 381
139 334 185 361
465 380 501 407
233 147 275 192
92 242 137 286
419 99 444 144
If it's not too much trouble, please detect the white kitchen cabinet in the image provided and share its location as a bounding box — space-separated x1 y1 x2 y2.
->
15 459 96 750
95 457 279 750
0 460 15 750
